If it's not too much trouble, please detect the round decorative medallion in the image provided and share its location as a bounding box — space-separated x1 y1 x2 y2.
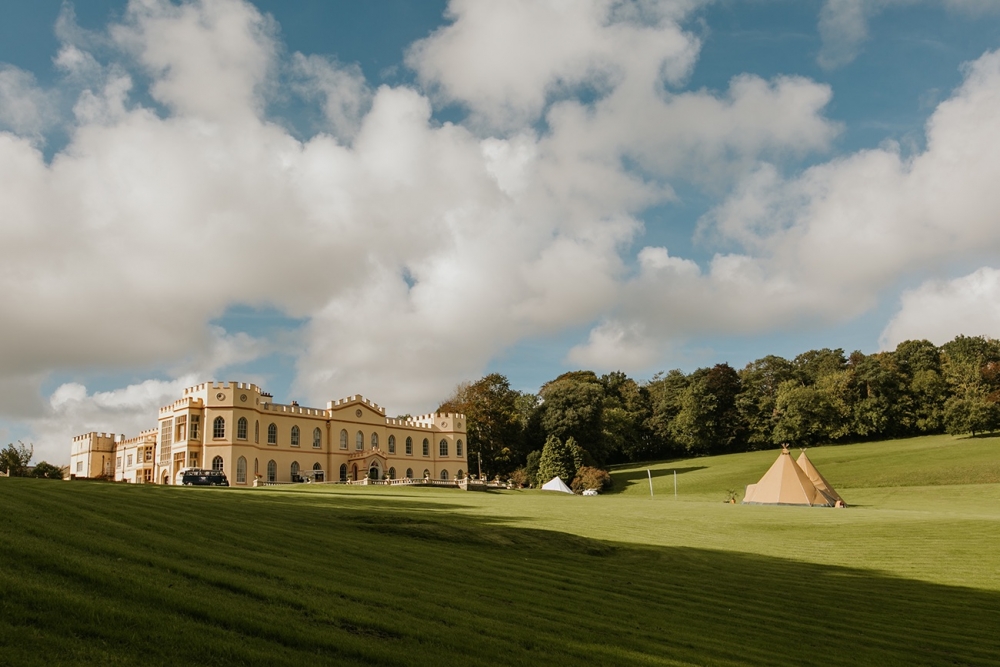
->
240 394 247 402
216 393 225 401
441 420 447 427
356 409 363 417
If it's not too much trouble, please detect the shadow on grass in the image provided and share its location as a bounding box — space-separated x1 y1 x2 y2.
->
1 478 999 666
605 465 707 494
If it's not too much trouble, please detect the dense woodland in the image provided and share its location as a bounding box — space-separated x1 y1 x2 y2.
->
437 335 1000 482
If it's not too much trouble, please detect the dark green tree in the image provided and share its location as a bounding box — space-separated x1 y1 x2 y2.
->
537 435 578 483
772 382 838 446
29 462 64 480
438 373 527 478
0 442 33 477
537 371 607 464
737 355 795 449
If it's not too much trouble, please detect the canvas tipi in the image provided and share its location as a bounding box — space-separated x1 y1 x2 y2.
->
796 450 845 505
742 446 835 506
541 476 574 494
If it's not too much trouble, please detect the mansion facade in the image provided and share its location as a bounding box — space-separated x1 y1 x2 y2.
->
70 381 468 487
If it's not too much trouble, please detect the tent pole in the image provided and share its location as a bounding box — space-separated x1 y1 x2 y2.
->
674 470 677 498
647 469 653 497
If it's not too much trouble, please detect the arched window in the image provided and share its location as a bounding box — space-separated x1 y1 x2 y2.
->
254 420 259 443
213 417 225 439
236 457 247 484
313 462 322 471
457 469 464 480
439 439 448 456
290 426 300 447
406 468 413 479
340 463 348 482
388 467 396 480
237 417 248 440
212 455 224 471
313 428 322 448
291 461 300 478
267 423 277 445
340 429 348 449
422 469 430 479
254 458 259 475
405 436 412 455
356 431 364 451
352 464 359 481
388 435 396 454
422 438 429 456
440 469 449 480
266 460 276 482
371 432 379 448
456 439 463 457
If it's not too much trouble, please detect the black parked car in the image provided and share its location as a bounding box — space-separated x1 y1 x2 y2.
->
179 468 230 487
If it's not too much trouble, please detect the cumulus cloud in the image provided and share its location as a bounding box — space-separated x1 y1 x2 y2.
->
0 66 59 139
407 0 706 131
570 47 1000 369
880 268 1000 348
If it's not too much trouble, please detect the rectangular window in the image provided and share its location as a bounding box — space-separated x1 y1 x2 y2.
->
190 415 200 440
126 454 133 467
144 447 153 462
76 461 82 473
176 415 187 442
160 419 173 449
116 456 122 469
189 453 198 467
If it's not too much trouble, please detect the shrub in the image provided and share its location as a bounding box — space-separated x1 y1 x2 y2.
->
508 468 529 488
571 466 612 494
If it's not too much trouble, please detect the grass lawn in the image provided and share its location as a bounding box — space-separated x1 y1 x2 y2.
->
1 433 999 665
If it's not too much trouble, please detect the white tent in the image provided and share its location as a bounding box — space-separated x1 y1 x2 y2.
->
541 476 573 494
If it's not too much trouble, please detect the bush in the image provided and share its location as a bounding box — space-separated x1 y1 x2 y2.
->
508 468 529 488
571 466 612 494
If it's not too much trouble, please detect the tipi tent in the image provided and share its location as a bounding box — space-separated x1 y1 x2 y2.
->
742 446 835 506
541 476 574 494
796 450 845 505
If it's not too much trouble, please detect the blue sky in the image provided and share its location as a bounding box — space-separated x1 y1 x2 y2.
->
2 0 1000 462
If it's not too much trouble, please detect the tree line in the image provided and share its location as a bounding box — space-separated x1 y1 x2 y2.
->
438 335 1000 483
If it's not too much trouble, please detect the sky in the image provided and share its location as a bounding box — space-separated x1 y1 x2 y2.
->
2 0 1000 464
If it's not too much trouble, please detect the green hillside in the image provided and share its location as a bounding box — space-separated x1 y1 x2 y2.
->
2 434 999 665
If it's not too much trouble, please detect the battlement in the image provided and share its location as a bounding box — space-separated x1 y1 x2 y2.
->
262 403 328 417
412 412 467 427
182 381 265 396
120 430 157 446
72 432 118 442
385 418 433 429
159 396 202 414
326 394 387 415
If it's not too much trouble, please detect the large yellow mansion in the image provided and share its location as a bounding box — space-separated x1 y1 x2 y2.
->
70 381 468 486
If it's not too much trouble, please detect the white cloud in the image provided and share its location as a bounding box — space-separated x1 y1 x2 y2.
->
0 0 859 445
880 268 1000 348
0 66 58 139
571 48 1000 369
407 0 706 132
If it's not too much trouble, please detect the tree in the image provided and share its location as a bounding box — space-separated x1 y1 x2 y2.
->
537 371 607 464
600 372 656 463
772 382 838 446
536 435 578 483
669 377 717 455
0 442 33 477
30 462 64 480
438 373 527 478
737 355 795 449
